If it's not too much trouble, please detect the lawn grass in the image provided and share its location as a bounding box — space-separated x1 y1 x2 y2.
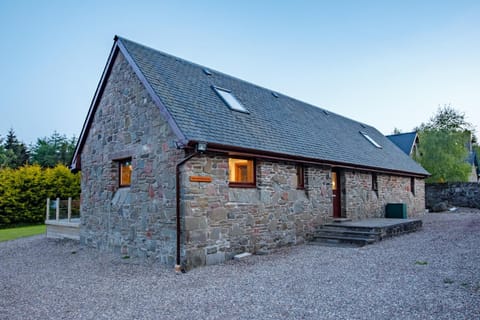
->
0 225 46 242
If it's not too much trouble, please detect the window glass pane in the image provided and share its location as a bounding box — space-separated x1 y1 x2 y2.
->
360 131 382 148
372 173 378 191
214 87 249 113
120 160 132 187
229 158 254 183
297 165 305 189
332 172 337 190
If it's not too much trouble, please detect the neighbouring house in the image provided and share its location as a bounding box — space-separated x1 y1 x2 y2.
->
389 131 479 182
386 131 419 158
466 138 479 182
71 36 429 270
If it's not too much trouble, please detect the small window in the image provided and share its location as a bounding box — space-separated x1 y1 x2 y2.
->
410 177 415 195
372 173 378 191
360 131 382 148
297 165 305 189
229 158 255 187
213 86 249 113
119 158 132 187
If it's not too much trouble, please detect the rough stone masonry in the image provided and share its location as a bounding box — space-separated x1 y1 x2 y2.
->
79 50 425 269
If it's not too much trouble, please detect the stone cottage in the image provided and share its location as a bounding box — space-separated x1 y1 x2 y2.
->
71 36 429 270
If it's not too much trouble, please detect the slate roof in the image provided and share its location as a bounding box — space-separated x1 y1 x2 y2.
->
467 151 477 166
386 132 418 156
73 36 429 176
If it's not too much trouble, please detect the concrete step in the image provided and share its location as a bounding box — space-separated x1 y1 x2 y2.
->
312 224 382 247
314 233 379 244
317 226 381 236
308 240 361 248
312 234 376 246
310 218 423 247
322 224 382 233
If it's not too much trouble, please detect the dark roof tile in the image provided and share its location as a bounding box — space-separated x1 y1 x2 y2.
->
117 36 428 176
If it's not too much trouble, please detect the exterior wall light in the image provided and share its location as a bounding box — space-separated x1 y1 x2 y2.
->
196 142 208 153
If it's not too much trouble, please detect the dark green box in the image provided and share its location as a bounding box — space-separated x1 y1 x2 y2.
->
385 203 407 219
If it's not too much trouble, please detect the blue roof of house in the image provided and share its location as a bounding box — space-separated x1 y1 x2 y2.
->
386 132 418 156
73 36 429 176
467 151 477 166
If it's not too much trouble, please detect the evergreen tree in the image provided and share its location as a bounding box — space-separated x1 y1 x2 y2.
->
2 129 29 168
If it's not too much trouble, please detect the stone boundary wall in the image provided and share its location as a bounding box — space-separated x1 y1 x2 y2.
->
426 183 480 209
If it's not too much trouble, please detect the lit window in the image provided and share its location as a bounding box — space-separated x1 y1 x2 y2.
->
119 159 132 187
360 131 382 148
213 86 249 113
228 158 255 186
297 165 305 189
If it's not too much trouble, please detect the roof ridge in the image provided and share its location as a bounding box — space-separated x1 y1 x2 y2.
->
104 36 428 176
115 35 378 133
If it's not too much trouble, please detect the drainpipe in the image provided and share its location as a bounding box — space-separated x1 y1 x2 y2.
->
175 142 206 272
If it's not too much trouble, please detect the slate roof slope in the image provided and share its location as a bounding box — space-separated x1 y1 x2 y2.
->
467 151 477 166
386 132 418 156
88 36 428 176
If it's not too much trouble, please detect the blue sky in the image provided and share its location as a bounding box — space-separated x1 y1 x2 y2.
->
0 0 479 144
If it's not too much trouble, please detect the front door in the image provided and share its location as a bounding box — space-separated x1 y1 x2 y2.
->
332 170 341 218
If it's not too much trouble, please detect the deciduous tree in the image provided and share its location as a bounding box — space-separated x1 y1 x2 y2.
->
415 130 471 183
413 105 477 182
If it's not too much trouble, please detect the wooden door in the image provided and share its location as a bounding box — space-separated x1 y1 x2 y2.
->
332 170 341 218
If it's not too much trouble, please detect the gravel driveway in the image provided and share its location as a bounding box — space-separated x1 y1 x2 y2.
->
1 210 479 320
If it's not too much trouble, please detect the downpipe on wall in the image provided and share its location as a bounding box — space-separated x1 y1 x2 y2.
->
175 142 206 273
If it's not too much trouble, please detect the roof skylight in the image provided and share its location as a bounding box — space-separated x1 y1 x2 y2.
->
213 86 249 113
360 131 382 148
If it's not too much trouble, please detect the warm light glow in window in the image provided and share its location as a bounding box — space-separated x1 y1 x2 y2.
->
120 159 132 187
332 171 337 190
228 158 254 183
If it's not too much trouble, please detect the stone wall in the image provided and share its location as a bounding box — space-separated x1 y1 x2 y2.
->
426 183 480 209
343 171 425 219
180 156 333 268
79 51 426 269
80 52 183 265
180 156 426 269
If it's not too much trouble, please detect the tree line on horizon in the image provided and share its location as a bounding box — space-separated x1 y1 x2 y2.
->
0 129 77 169
0 129 80 228
0 105 478 227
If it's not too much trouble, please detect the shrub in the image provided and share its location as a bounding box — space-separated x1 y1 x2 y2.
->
0 164 80 228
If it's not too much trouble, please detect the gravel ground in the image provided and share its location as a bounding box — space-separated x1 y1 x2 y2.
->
1 210 479 320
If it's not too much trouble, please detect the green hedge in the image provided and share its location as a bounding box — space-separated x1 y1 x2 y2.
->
0 164 80 227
